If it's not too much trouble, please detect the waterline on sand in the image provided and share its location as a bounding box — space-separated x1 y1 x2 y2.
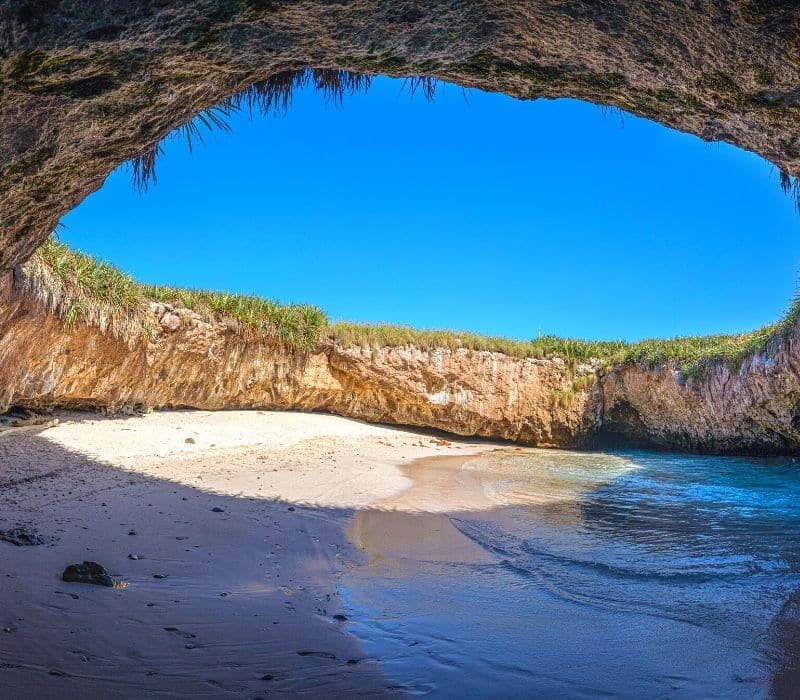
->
343 449 800 698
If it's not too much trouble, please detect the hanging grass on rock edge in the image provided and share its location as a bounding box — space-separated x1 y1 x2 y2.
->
26 237 326 351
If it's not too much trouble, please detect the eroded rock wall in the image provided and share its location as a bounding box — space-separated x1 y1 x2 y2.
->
602 333 800 454
0 284 603 448
4 281 800 454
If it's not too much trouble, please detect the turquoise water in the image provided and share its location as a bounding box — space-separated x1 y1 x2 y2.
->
342 450 800 698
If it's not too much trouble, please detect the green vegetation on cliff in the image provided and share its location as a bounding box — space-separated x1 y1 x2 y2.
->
26 237 326 350
328 322 626 364
328 317 798 380
145 285 326 350
20 237 800 378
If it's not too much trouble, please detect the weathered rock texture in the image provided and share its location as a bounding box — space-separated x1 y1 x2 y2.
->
0 279 602 447
4 279 800 455
3 1 800 269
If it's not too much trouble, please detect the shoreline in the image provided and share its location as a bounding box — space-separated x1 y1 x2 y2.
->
0 409 495 698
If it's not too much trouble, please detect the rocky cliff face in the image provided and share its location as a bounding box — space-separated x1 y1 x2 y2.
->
4 277 800 455
602 340 800 454
0 277 603 448
3 1 800 270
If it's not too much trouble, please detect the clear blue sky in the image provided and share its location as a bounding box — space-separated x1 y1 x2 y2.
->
59 76 800 342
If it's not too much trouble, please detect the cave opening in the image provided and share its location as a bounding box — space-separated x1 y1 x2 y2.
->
52 73 800 345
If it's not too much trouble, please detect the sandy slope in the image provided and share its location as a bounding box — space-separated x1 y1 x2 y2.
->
0 410 491 698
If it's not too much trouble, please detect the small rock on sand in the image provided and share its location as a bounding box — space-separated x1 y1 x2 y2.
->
61 562 114 587
0 527 44 546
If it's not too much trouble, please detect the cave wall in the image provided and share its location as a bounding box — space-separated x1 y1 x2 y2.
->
3 0 800 269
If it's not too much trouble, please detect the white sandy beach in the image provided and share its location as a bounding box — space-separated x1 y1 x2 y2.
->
0 410 496 698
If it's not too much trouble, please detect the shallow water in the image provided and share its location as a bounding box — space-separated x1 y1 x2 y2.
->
343 449 800 698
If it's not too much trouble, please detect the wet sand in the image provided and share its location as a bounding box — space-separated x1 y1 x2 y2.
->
344 449 800 699
0 410 494 698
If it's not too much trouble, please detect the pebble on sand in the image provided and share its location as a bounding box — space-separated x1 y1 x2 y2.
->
0 527 45 546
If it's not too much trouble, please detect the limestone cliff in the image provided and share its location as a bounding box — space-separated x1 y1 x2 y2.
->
4 273 800 455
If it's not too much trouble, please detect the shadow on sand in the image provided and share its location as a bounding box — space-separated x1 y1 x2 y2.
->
0 427 402 699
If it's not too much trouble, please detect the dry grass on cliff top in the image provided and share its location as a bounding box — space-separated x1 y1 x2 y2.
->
327 316 799 379
18 239 148 342
25 237 326 351
23 237 800 378
144 285 326 350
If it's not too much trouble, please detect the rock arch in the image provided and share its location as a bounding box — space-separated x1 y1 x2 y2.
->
2 0 800 269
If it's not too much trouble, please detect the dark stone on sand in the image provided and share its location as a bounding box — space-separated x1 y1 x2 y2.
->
297 650 336 659
332 614 347 622
185 437 195 444
153 573 168 579
0 527 44 546
128 554 139 560
288 506 295 512
211 507 224 513
61 561 114 587
261 674 274 681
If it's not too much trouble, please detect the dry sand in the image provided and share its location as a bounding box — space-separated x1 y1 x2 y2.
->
0 410 496 698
